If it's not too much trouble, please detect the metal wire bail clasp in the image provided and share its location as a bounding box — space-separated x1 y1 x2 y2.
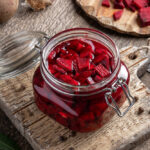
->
105 78 135 117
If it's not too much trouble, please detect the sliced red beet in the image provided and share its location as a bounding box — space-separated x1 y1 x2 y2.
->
80 71 93 78
116 0 123 2
123 0 136 11
94 75 102 82
85 44 95 53
133 0 148 9
48 64 56 74
80 39 95 53
114 1 125 9
94 53 109 64
138 7 150 27
113 10 123 21
47 50 56 62
57 58 73 72
67 40 84 52
90 63 95 70
76 57 91 71
76 42 84 52
53 65 66 74
102 0 110 7
75 71 92 83
95 48 107 55
95 64 110 77
68 49 78 57
60 48 66 54
60 75 79 86
62 49 78 59
73 59 79 73
101 55 110 70
87 77 95 84
80 49 94 59
54 72 61 78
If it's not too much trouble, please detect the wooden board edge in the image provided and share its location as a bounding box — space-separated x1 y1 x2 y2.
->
75 0 150 37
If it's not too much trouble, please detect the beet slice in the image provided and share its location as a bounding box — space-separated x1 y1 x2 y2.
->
48 64 56 74
80 38 95 53
80 49 94 59
90 63 95 70
54 72 61 78
76 57 91 71
53 65 66 74
79 71 92 78
60 74 80 86
113 10 123 20
138 7 150 27
67 40 84 52
124 0 136 11
95 64 110 77
47 50 56 62
94 75 102 82
101 55 110 70
87 77 95 84
102 0 110 7
123 0 132 8
75 71 92 83
94 53 110 64
68 49 78 57
76 42 85 52
117 0 123 2
57 58 73 72
133 0 148 9
62 49 78 59
114 1 125 9
95 48 107 55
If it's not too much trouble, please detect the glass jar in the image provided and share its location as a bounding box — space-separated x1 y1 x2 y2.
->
32 28 135 132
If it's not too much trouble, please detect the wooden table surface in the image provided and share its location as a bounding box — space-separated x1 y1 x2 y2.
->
0 0 150 150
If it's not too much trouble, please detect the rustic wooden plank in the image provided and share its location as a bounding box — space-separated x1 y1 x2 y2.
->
0 0 150 150
26 48 150 150
0 68 36 113
0 46 148 150
76 0 150 36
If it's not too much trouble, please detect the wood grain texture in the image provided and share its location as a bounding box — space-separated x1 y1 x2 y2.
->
0 0 150 150
1 45 150 150
76 0 150 36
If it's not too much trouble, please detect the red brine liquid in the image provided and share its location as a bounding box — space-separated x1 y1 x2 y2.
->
33 38 129 132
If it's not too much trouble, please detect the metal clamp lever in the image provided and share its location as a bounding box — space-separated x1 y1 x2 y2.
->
105 78 135 117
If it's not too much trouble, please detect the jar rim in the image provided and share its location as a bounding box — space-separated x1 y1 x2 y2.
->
41 28 120 91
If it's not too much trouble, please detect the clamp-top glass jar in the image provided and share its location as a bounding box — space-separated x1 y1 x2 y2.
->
33 28 135 132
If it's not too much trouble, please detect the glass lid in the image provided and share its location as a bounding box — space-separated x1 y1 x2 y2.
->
0 31 47 79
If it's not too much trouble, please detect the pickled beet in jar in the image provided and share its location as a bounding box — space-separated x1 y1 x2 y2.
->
33 28 135 132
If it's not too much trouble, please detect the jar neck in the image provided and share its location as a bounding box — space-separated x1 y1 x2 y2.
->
40 28 121 96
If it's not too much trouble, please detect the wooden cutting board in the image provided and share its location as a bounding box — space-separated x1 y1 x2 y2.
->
0 0 150 149
76 0 150 36
0 45 150 150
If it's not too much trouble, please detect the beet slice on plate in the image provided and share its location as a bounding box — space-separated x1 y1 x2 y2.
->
113 10 124 20
102 0 110 7
133 0 148 9
138 7 150 27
